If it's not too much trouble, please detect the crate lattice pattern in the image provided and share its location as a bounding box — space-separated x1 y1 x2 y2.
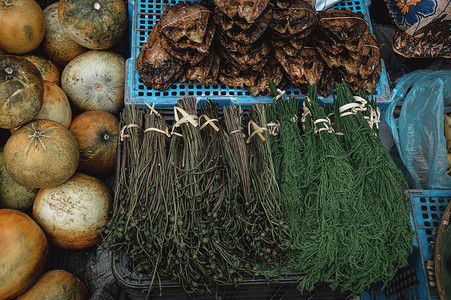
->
377 191 451 300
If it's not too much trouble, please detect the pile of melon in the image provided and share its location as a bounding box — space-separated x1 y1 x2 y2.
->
0 209 89 299
0 0 128 297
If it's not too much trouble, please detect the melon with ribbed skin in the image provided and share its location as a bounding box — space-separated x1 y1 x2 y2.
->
17 269 89 300
58 0 127 50
0 147 38 211
42 2 88 66
22 55 61 86
0 0 46 54
0 209 48 299
34 81 72 128
0 55 43 129
69 111 118 177
33 172 112 249
3 119 79 188
61 51 125 114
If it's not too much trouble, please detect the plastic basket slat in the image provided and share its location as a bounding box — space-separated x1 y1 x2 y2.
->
125 0 391 109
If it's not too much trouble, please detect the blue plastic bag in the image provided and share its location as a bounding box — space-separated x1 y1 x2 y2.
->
385 70 451 190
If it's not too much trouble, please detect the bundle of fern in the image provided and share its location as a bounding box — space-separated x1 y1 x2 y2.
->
223 105 290 276
247 103 291 274
193 100 249 286
101 105 144 253
333 82 412 291
293 86 373 295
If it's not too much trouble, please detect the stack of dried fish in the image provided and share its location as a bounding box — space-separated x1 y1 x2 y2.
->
270 0 317 45
137 20 187 90
270 0 334 96
137 3 219 89
314 10 382 93
214 0 284 95
137 1 384 96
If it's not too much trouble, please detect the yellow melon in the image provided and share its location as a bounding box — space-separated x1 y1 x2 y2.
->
17 269 89 300
0 147 38 211
22 54 61 86
3 119 79 188
0 0 46 54
0 209 48 299
34 81 72 128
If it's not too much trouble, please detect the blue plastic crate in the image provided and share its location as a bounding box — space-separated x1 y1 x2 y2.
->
361 190 451 300
125 0 391 109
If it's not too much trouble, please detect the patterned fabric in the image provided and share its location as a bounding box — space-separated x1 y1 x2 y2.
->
385 0 450 58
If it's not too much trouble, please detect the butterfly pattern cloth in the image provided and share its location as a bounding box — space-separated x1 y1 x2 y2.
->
385 0 450 58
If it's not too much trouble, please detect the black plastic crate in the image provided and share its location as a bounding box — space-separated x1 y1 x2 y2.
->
112 249 351 299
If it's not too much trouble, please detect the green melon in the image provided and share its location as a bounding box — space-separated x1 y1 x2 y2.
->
58 0 127 50
42 2 88 66
0 55 43 129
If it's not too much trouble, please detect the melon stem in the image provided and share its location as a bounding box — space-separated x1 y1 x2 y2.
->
94 82 103 92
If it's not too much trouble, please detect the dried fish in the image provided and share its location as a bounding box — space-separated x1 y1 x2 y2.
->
214 0 270 24
271 0 317 38
159 2 211 44
137 21 187 88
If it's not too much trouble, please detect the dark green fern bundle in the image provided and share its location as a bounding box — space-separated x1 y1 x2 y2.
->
357 89 380 134
276 95 304 211
295 86 373 294
333 82 413 290
270 94 307 266
323 102 335 126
